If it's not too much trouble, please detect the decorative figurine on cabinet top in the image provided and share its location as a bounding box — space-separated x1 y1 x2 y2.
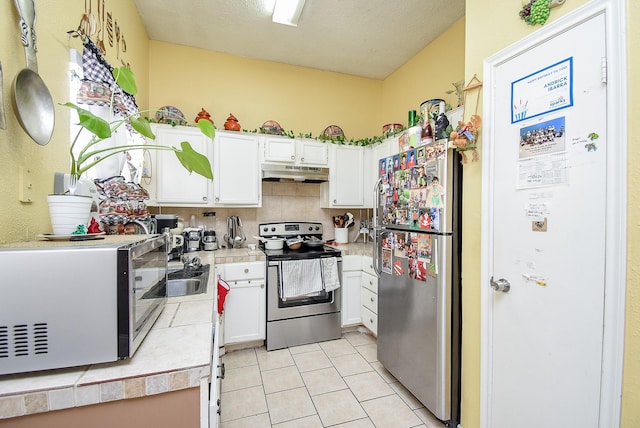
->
195 108 214 124
224 113 241 131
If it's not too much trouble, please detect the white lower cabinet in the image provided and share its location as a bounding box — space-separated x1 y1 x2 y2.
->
341 255 362 327
342 271 362 327
219 262 266 345
207 317 221 428
360 257 378 336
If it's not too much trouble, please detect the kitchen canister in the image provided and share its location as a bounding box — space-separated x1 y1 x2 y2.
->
334 227 348 244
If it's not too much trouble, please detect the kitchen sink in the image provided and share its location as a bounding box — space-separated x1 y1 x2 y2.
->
166 263 210 297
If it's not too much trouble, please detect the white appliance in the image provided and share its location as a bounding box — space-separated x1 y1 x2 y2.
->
0 235 168 375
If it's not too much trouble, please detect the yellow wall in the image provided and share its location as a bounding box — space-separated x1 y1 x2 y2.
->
623 0 640 425
382 18 466 128
461 0 639 427
148 42 382 140
0 0 149 244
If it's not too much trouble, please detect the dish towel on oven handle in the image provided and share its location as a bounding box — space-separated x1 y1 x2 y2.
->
321 257 340 292
280 259 324 299
280 258 341 299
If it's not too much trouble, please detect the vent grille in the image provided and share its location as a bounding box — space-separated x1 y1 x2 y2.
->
0 323 49 358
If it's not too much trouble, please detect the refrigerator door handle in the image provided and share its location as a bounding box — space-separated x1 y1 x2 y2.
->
434 237 439 275
372 177 382 277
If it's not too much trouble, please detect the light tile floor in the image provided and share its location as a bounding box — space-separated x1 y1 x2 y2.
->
220 332 447 428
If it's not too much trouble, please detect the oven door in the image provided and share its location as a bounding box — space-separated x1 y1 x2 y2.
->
266 258 341 321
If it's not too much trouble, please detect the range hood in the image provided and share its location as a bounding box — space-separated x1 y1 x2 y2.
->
262 163 329 183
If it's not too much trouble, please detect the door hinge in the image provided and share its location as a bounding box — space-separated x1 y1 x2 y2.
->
601 57 608 84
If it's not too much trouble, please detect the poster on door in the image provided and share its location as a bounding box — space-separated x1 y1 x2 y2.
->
511 57 573 123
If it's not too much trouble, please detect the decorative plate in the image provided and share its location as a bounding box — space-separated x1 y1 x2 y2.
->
155 106 186 126
261 120 284 135
322 125 344 139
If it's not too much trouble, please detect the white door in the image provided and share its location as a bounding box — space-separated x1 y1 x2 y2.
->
482 4 626 427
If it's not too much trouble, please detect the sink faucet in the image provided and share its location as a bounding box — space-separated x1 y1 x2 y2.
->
181 255 202 270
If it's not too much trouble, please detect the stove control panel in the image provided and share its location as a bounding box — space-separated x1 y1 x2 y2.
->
259 222 323 239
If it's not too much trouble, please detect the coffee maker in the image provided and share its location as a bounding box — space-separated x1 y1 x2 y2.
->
152 214 184 260
183 227 203 252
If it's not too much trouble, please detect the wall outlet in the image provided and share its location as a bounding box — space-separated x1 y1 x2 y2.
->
19 167 34 203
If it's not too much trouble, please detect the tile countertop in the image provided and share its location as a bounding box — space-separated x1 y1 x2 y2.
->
0 243 371 419
0 250 221 419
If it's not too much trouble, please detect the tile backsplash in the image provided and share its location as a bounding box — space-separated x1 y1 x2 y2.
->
149 182 372 246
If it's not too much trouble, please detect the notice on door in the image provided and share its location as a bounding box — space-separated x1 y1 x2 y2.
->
511 57 573 123
517 152 568 189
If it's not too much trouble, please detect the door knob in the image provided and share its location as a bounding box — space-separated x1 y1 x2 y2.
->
490 277 511 293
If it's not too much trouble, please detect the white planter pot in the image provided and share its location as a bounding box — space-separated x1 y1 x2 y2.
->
47 194 93 235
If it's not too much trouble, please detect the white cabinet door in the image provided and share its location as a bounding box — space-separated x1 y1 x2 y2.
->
297 138 328 166
213 131 261 206
223 279 266 344
321 144 364 207
341 270 362 327
262 136 328 167
263 135 296 163
152 124 213 206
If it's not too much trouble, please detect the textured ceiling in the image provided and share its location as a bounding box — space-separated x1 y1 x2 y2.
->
133 0 465 80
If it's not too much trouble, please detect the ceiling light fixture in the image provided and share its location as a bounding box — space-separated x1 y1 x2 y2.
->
272 0 306 27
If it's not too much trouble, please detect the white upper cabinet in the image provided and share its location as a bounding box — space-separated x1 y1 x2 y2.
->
297 138 329 166
149 124 213 206
213 131 262 206
320 144 365 208
262 135 328 167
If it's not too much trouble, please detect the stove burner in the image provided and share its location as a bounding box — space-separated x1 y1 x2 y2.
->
259 221 341 260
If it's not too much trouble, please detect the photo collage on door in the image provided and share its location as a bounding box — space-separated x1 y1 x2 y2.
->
378 140 447 281
378 140 446 230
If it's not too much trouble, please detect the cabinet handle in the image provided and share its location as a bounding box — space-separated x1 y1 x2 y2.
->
333 199 337 204
291 155 295 160
215 197 220 202
202 196 207 201
260 283 265 288
217 362 225 379
370 297 374 302
370 318 374 323
300 157 305 162
369 280 373 285
244 268 249 273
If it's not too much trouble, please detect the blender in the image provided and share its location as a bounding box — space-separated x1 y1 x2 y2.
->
203 230 218 251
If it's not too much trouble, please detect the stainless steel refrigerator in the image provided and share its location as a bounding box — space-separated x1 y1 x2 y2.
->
373 139 462 424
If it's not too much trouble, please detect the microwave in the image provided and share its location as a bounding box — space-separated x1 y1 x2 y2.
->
0 235 168 375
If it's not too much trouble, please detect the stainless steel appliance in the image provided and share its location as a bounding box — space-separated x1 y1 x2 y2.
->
224 216 245 248
0 235 168 375
261 222 342 351
184 227 203 252
373 140 462 423
153 214 183 260
203 230 217 251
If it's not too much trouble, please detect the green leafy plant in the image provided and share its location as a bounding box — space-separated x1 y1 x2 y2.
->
64 67 215 181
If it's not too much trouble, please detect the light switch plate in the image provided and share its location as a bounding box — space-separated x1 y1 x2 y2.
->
19 166 34 203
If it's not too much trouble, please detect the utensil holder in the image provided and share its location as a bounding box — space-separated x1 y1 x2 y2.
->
334 227 348 244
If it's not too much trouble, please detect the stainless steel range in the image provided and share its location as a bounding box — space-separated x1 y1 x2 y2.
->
260 222 342 351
